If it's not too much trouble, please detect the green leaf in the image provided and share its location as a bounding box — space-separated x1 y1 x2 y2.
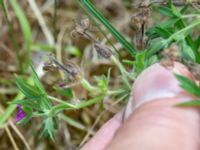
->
147 55 158 66
180 40 196 61
173 15 200 63
155 6 175 17
146 18 178 39
79 0 137 57
0 78 34 127
95 75 108 92
64 45 81 57
41 117 57 141
146 39 169 57
114 88 130 101
167 0 173 7
180 4 189 14
54 87 74 98
154 26 172 38
194 36 200 51
176 100 200 107
175 74 200 98
15 76 42 98
134 52 146 74
30 64 46 95
170 4 181 17
9 0 32 69
11 98 42 111
31 43 54 52
167 0 181 17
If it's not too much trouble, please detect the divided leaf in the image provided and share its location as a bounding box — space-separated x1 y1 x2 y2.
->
175 74 200 98
15 76 42 98
30 64 46 95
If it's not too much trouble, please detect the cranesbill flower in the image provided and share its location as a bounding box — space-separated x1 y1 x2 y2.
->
15 105 26 123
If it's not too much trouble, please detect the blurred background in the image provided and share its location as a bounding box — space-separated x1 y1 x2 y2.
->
1 0 199 149
0 0 139 149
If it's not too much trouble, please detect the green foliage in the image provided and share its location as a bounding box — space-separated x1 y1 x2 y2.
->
12 64 111 138
79 0 137 57
31 43 54 51
176 100 200 107
155 6 175 17
10 0 32 69
41 117 58 141
64 45 81 57
146 1 200 63
175 74 200 106
54 87 74 98
180 40 196 61
17 106 33 125
14 65 54 137
175 74 200 97
1 0 200 142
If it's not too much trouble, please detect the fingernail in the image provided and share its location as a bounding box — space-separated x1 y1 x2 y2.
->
124 62 193 120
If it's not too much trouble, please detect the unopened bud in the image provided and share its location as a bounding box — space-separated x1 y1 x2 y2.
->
94 43 113 59
46 54 82 82
81 18 90 30
71 30 80 39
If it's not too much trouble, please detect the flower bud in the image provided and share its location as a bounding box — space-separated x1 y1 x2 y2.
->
94 43 113 59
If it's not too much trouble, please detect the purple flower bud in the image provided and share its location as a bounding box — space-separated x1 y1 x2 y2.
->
15 105 26 123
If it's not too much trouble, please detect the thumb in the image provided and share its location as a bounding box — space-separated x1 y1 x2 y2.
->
108 62 200 150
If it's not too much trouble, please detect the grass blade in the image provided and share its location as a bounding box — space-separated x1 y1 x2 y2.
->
175 74 200 98
176 100 200 107
79 0 137 57
9 0 32 69
30 64 46 95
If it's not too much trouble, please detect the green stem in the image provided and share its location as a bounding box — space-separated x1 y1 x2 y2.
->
80 78 97 92
111 55 131 88
182 14 200 19
76 96 104 109
47 96 76 108
169 20 200 41
48 96 104 115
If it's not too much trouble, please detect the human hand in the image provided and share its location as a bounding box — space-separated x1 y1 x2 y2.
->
81 62 200 150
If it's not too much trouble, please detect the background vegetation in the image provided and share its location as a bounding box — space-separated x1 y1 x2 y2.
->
0 0 199 149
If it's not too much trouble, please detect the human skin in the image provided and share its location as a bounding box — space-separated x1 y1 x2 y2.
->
81 62 200 150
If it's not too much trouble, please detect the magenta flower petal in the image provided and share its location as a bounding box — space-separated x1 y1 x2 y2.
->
15 105 26 123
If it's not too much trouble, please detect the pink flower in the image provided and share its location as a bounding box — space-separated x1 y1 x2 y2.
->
15 105 26 123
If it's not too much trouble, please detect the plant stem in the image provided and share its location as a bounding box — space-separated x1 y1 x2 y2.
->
80 78 97 92
47 96 76 108
111 56 131 88
168 19 200 41
48 95 104 110
182 14 200 19
76 96 104 109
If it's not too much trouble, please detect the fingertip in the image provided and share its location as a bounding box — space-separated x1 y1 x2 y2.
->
125 62 195 120
81 113 122 150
